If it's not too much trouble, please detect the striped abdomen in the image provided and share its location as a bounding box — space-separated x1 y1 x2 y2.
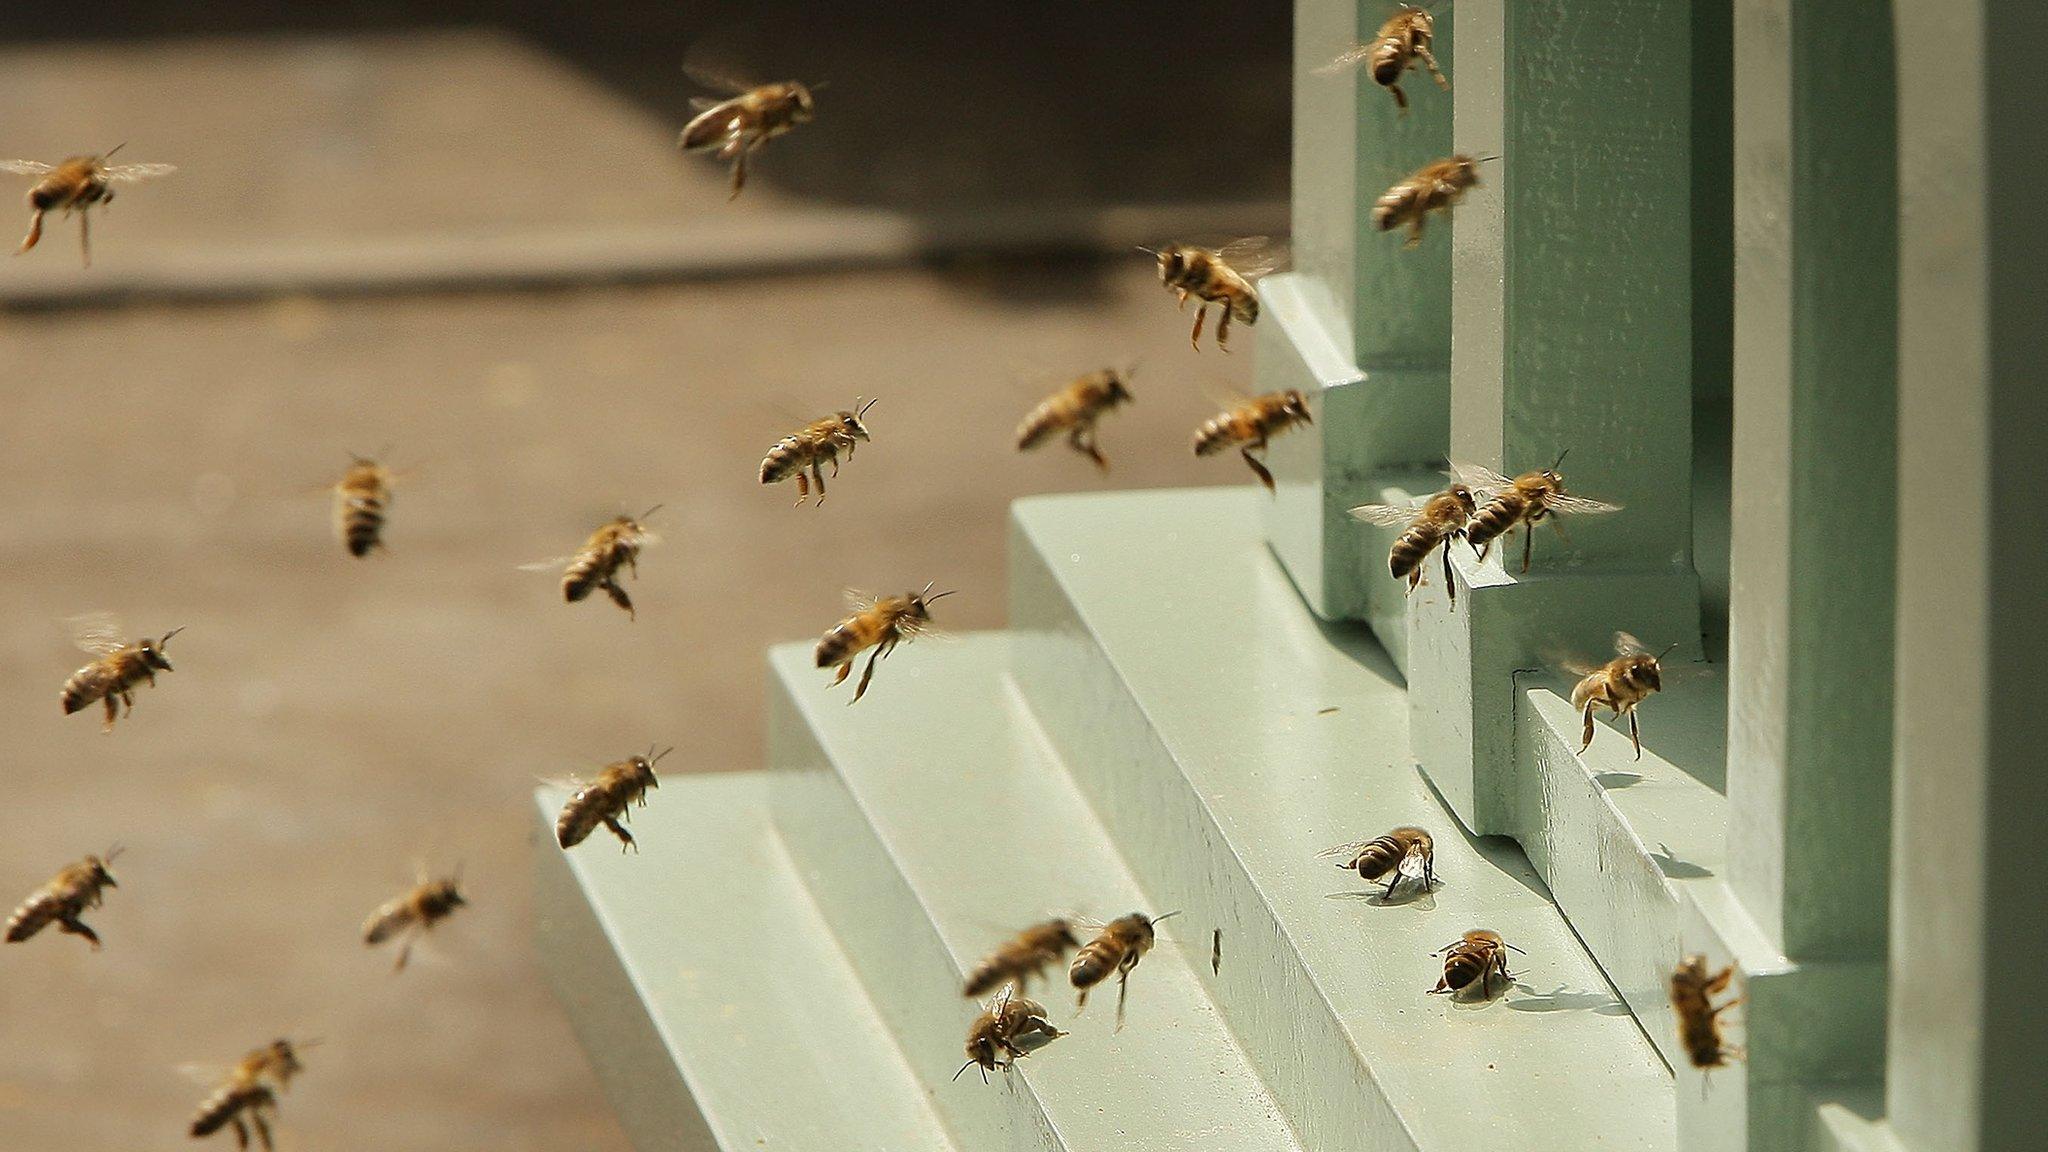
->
562 540 629 603
1388 521 1448 579
60 654 134 714
1068 938 1124 989
5 890 63 943
815 611 889 669
1439 946 1491 992
1346 834 1410 880
190 1081 273 1138
1464 491 1529 551
1192 412 1250 457
760 432 826 484
556 780 625 848
1016 395 1080 451
336 465 390 557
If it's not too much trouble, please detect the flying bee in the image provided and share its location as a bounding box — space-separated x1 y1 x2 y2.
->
1193 389 1314 494
2 146 175 266
1568 631 1676 761
1454 452 1622 573
760 398 877 505
1070 910 1178 1031
1349 483 1477 608
5 848 121 950
1138 237 1277 351
333 453 395 557
815 583 955 704
1373 154 1493 247
1015 369 1135 472
963 918 1083 998
554 746 672 852
954 985 1067 1084
361 866 467 972
1429 929 1523 999
59 613 185 733
1318 5 1449 113
1669 954 1745 1069
188 1038 312 1151
1317 826 1436 901
520 506 661 620
678 68 819 199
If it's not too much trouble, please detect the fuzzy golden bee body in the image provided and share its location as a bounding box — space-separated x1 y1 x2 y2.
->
5 850 120 950
2 148 174 266
189 1039 309 1150
1070 911 1177 1029
1141 240 1273 350
814 584 954 703
1350 483 1476 607
1322 6 1449 112
678 77 818 198
1373 154 1488 247
524 508 659 620
334 456 394 557
1669 954 1744 1069
1570 632 1675 760
362 873 467 971
963 918 1083 998
1319 826 1435 900
1455 454 1622 573
59 614 184 733
760 399 876 504
1016 370 1134 472
555 748 670 852
956 986 1066 1083
1192 389 1314 493
1429 929 1522 998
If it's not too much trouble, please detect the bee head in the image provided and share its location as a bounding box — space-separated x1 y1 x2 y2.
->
90 846 122 888
1447 483 1476 513
268 1039 308 1082
1281 389 1314 424
1050 919 1081 949
910 581 957 619
788 82 819 122
955 1037 996 1082
1105 371 1136 406
1137 244 1186 284
842 396 879 441
634 745 674 789
433 877 468 909
142 626 185 672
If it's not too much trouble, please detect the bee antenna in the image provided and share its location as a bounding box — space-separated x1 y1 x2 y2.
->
637 504 665 522
952 1059 978 1082
808 79 830 91
1551 447 1572 471
159 626 187 647
104 142 127 159
1657 642 1680 661
926 588 959 603
104 844 125 863
1473 154 1502 164
1134 245 1162 257
649 745 675 765
1505 942 1528 955
856 396 879 419
1149 910 1184 924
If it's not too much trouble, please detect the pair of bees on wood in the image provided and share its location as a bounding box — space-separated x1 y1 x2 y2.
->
1014 366 1314 493
1315 829 1521 998
956 910 1178 1079
2 146 175 266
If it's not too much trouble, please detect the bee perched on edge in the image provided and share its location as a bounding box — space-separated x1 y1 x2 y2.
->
1373 154 1493 247
2 146 175 266
815 583 954 704
1318 826 1436 901
1349 483 1477 608
1193 389 1314 494
1669 954 1745 1070
554 746 672 852
1317 4 1449 113
1139 238 1277 351
188 1038 312 1151
1455 451 1622 573
678 68 820 199
1429 929 1523 999
361 866 467 972
1070 910 1178 1031
333 452 396 557
1015 369 1134 472
521 507 661 620
955 985 1066 1084
59 613 185 733
963 918 1083 998
760 398 877 505
1569 631 1677 760
6 848 121 950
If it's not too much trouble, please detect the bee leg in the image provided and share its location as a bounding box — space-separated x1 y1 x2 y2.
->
728 150 750 200
1174 287 1189 312
252 1111 274 1152
231 1116 251 1149
1074 985 1090 1013
1239 445 1276 494
1113 972 1130 1032
794 469 810 506
811 461 828 506
1404 218 1425 249
393 927 417 972
1189 305 1208 350
829 661 852 688
58 915 101 951
1390 81 1409 114
850 646 884 704
1383 872 1401 900
1628 708 1643 761
1406 567 1423 595
604 815 638 853
17 208 43 253
1521 523 1535 573
1441 540 1458 609
1069 428 1109 472
101 695 119 732
1579 702 1597 752
829 454 840 478
78 208 90 269
1419 45 1450 88
1216 305 1233 352
603 579 636 621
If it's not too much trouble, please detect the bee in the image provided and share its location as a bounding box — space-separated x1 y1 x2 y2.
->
189 1038 311 1151
963 918 1082 998
1138 238 1276 351
1192 389 1314 493
1454 452 1622 573
2 146 175 266
678 68 819 199
1569 632 1677 760
1211 928 1222 974
5 848 121 950
521 506 661 621
954 985 1067 1084
1373 154 1493 247
361 867 467 972
1349 483 1477 607
1317 826 1436 901
1669 954 1745 1069
554 746 672 852
760 398 877 505
59 613 185 733
815 583 955 704
1015 369 1135 472
1069 910 1178 1030
1428 929 1523 999
1318 5 1449 113
333 453 395 557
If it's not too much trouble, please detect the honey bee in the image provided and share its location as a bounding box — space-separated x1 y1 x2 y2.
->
188 1038 311 1151
1669 954 1745 1069
1349 483 1477 607
59 613 185 733
1318 5 1449 113
333 453 395 557
1568 632 1676 760
815 583 955 704
963 918 1082 998
760 398 877 505
1428 929 1523 998
361 867 467 972
1192 389 1314 493
1138 238 1276 351
1454 452 1622 573
2 146 175 266
1373 154 1493 247
1069 910 1178 1030
1015 369 1135 472
1317 826 1436 900
678 68 819 199
554 747 672 852
5 848 121 950
954 985 1067 1084
520 507 661 620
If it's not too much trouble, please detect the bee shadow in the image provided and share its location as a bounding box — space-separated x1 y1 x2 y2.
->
1649 843 1715 880
1594 770 1644 789
1322 879 1443 910
1505 983 1633 1016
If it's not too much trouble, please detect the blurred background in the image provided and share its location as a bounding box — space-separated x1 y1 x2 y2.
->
0 4 1286 1149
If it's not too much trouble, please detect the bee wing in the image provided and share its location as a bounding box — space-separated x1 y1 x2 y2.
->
1348 500 1425 527
842 588 883 613
688 96 731 112
684 62 759 96
1613 631 1651 657
64 611 126 656
535 773 587 794
1316 837 1375 862
0 159 55 176
516 554 578 573
1398 846 1430 879
1313 42 1378 75
990 984 1014 1015
1451 461 1514 498
1548 492 1623 516
104 162 176 183
175 1061 232 1087
1217 235 1289 278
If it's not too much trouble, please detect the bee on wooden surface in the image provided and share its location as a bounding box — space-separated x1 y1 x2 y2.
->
1373 154 1492 248
1669 954 1744 1069
333 453 395 557
815 583 955 704
1569 632 1676 760
361 867 467 972
760 398 877 505
188 1038 312 1151
1192 389 1314 494
1015 369 1135 472
5 848 121 950
554 747 672 852
1138 238 1277 351
954 985 1066 1084
1454 452 1622 573
521 506 661 620
1318 826 1435 901
1070 910 1178 1030
1211 928 1222 974
1429 929 1522 999
1349 483 1477 607
963 918 1082 998
678 68 819 199
1318 5 1449 113
59 613 185 733
2 146 174 266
